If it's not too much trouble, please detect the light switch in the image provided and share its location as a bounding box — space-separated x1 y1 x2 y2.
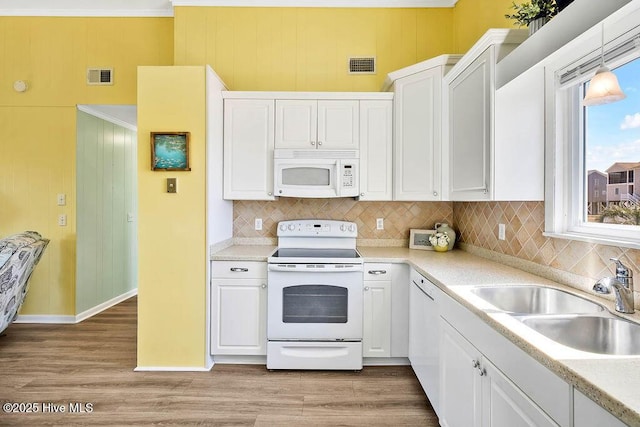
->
57 193 66 206
167 178 177 193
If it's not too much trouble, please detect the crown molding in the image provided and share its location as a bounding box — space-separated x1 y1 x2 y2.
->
172 0 459 8
0 0 173 17
0 0 458 17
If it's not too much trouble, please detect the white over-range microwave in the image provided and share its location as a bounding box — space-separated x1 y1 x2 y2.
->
273 149 359 198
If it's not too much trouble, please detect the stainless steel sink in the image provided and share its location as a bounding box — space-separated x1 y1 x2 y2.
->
469 285 605 315
521 315 640 355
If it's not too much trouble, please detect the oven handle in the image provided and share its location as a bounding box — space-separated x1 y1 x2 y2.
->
268 264 363 272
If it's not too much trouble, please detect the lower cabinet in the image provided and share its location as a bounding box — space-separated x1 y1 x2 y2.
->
363 272 391 357
211 261 267 355
573 390 626 427
362 263 409 359
440 319 559 427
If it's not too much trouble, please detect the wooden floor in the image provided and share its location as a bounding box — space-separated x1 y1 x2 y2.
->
0 297 438 426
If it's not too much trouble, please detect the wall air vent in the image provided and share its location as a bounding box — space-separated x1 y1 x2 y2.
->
348 57 376 74
87 68 113 85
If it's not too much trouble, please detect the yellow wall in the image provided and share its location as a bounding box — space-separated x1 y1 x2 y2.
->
136 66 207 368
174 7 454 91
452 0 518 52
0 17 173 315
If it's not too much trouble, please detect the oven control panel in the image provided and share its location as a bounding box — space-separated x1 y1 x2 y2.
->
277 220 357 237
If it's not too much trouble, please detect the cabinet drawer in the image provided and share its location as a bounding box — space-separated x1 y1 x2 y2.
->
211 261 267 279
364 263 393 281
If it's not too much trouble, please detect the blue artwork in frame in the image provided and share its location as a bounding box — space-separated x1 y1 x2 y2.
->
151 132 191 171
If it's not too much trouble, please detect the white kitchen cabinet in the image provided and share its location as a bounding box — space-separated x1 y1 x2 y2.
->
211 261 267 355
385 55 459 201
573 390 626 427
363 263 409 360
358 100 393 201
444 29 528 201
409 269 442 417
440 318 483 427
439 286 570 427
275 99 359 150
363 272 391 357
223 98 275 200
440 319 559 427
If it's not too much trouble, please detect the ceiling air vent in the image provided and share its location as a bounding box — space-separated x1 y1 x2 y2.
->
348 57 376 74
87 68 113 85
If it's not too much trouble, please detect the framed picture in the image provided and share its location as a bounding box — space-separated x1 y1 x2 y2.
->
151 132 191 171
409 229 436 250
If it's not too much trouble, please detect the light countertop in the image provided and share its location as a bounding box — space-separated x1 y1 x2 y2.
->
211 244 640 425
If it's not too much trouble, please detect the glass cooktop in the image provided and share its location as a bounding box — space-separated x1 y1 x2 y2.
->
271 248 361 259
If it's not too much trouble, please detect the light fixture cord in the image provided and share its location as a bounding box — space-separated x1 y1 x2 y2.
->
601 23 605 66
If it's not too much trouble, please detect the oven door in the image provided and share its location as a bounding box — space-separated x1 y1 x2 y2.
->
267 264 363 340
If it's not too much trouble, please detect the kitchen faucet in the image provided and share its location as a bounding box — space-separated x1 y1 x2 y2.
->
593 258 635 314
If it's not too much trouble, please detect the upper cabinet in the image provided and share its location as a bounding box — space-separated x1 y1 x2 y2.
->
275 99 359 150
359 99 393 201
223 92 392 201
223 97 276 201
385 55 460 201
444 29 533 201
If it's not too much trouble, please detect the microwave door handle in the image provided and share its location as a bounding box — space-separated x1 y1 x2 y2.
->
336 159 342 197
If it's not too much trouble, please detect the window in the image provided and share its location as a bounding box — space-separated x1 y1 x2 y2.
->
545 17 640 249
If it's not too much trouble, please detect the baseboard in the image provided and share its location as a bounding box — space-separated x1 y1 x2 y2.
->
363 357 410 366
134 366 212 372
14 289 138 324
14 314 76 324
75 289 138 322
212 355 267 365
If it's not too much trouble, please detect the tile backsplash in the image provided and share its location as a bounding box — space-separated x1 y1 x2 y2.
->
233 198 639 289
453 201 640 284
233 199 453 242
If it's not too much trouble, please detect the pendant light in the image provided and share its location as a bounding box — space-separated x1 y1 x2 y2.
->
583 24 626 106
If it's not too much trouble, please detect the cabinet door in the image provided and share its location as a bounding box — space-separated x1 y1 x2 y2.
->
211 279 267 355
317 100 359 149
275 100 317 149
482 358 559 427
359 100 392 200
394 68 443 201
573 390 626 427
363 279 391 357
223 99 275 200
449 47 492 201
440 319 483 427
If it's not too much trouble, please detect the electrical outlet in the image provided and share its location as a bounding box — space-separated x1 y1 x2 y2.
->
498 223 506 240
376 218 384 230
57 193 66 206
58 214 67 227
127 213 134 223
255 218 263 231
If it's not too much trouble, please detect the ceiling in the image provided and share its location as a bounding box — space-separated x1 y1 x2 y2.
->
0 0 457 17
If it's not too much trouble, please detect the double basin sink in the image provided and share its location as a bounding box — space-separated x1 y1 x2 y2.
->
469 285 640 356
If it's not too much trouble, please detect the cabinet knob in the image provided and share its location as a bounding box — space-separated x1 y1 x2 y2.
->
317 141 322 146
268 192 273 196
230 267 249 272
261 283 267 289
433 191 438 197
472 359 479 368
479 368 486 377
311 141 316 146
364 286 370 291
360 193 365 197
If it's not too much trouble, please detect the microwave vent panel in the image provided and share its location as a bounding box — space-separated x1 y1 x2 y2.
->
348 57 376 74
87 68 113 85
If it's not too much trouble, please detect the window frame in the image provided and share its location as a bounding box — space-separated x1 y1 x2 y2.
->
544 21 640 250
